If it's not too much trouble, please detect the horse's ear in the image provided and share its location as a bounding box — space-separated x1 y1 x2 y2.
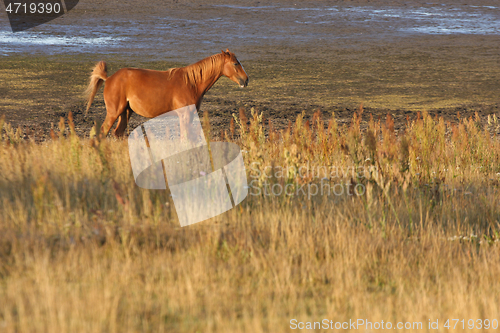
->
221 49 226 54
226 48 230 53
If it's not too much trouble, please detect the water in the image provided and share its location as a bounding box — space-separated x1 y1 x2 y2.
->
0 3 498 59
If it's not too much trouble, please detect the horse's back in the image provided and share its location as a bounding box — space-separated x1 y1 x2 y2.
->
104 67 181 99
108 67 176 86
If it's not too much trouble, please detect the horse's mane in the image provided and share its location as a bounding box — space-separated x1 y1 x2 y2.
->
181 53 225 86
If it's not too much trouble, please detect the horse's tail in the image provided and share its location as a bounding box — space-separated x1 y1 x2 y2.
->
84 61 108 116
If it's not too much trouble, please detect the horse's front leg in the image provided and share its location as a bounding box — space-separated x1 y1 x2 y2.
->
178 108 198 143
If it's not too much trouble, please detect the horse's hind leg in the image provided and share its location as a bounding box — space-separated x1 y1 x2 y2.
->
113 107 134 137
101 99 128 137
112 109 128 137
101 113 118 137
112 113 127 137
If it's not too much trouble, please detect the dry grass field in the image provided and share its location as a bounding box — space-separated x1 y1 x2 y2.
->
0 109 499 332
2 1 500 331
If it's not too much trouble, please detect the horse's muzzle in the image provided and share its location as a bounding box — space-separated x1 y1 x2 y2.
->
239 77 249 88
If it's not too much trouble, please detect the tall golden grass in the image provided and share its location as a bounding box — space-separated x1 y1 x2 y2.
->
0 109 499 332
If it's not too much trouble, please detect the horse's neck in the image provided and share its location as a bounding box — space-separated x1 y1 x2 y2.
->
193 56 224 97
198 74 221 97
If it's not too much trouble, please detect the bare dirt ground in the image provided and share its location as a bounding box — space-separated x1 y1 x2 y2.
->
0 0 499 140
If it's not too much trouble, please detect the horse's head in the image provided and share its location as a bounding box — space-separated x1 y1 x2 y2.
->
221 49 249 88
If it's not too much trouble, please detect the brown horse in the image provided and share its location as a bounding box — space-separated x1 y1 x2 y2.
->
84 49 249 137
